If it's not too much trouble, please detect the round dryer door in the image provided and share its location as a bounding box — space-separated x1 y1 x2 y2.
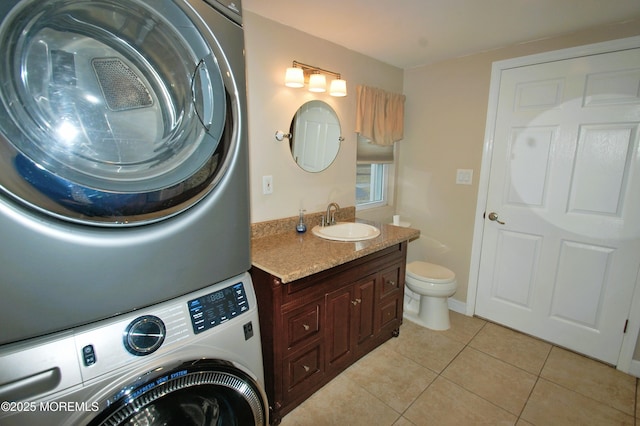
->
0 0 237 225
87 360 268 426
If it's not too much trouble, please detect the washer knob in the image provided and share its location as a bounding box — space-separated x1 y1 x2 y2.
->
123 315 166 356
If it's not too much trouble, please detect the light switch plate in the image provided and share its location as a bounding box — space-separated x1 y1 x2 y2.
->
456 169 473 185
262 175 273 194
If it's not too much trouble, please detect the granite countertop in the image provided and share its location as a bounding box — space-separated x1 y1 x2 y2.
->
251 219 420 283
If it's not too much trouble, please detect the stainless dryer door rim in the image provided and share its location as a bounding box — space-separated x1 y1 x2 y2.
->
0 0 239 226
84 359 268 426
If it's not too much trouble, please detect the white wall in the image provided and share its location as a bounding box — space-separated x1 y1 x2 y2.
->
398 19 640 305
244 12 640 306
244 12 403 223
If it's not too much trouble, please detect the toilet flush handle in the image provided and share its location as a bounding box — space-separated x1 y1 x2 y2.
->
487 212 506 225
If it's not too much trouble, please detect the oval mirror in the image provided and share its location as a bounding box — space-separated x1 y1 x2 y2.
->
289 100 342 172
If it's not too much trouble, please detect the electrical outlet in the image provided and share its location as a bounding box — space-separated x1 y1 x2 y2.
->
262 175 273 194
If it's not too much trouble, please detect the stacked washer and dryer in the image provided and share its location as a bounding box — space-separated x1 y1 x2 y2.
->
0 0 268 424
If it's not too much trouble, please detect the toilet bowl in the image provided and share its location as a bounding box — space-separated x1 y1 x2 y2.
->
404 261 457 330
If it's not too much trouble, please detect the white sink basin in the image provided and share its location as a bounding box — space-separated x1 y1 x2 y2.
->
311 222 380 242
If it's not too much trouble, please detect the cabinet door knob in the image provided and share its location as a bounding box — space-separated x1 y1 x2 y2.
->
351 298 362 305
302 324 310 331
303 365 310 372
387 280 396 286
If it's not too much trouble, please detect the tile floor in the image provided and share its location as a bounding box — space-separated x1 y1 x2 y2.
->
280 311 639 426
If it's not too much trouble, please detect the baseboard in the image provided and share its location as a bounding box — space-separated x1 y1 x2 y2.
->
628 359 640 378
448 298 467 315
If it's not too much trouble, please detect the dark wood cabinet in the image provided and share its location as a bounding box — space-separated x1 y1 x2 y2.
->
251 242 407 424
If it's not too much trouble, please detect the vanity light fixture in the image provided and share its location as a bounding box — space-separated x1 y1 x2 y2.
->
284 67 304 88
329 78 347 97
284 61 347 97
308 73 326 93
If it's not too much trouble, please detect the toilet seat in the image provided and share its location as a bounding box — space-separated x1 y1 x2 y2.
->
406 261 455 284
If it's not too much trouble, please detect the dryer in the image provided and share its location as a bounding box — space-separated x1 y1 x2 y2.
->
0 272 268 425
0 0 250 344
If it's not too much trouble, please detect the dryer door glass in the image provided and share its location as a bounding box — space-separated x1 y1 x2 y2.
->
0 0 236 225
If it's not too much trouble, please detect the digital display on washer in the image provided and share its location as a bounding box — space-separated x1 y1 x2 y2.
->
187 282 250 334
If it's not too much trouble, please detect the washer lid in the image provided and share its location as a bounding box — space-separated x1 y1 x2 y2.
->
406 261 456 283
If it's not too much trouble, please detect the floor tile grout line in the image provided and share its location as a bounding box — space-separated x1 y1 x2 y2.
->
413 318 640 424
380 329 454 423
633 377 638 425
442 323 530 422
376 323 471 424
513 342 553 423
468 326 638 421
462 321 639 422
341 373 406 423
431 318 636 423
288 317 640 425
463 320 550 417
539 346 638 418
633 377 640 426
418 320 531 422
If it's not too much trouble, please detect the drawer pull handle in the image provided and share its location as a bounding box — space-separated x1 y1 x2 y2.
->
302 324 310 331
387 280 396 286
303 365 310 372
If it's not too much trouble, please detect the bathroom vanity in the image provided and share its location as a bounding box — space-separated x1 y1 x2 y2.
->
250 213 419 424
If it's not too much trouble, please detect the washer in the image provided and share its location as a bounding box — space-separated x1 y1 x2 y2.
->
0 0 251 346
0 272 268 425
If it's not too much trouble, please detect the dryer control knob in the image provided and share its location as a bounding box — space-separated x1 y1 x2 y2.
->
124 315 166 356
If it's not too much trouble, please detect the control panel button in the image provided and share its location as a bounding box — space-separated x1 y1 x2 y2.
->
82 344 96 366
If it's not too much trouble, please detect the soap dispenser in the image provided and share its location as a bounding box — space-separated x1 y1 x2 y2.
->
296 209 307 233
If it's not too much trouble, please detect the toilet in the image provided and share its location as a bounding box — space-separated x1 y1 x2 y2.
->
404 261 457 330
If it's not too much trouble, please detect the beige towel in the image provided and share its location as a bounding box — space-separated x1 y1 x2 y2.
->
355 85 405 146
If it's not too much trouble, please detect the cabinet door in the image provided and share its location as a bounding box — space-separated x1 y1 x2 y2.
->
325 286 354 370
354 276 376 347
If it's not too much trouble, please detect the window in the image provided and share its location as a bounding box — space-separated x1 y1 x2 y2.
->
355 135 393 209
356 163 389 208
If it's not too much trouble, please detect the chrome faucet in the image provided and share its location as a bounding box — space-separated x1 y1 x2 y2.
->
325 202 340 226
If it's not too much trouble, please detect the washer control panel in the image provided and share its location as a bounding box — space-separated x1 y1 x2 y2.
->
188 282 249 334
71 274 255 383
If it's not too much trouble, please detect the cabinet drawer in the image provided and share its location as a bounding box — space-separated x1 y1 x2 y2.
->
380 297 401 327
381 267 401 297
285 344 323 392
283 300 322 350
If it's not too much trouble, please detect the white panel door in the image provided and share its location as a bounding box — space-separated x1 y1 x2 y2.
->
475 48 640 364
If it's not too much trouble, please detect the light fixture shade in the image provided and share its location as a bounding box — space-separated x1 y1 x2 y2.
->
329 79 347 97
308 73 327 92
285 67 304 88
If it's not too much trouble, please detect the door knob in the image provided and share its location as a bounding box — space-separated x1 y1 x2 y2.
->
487 212 505 225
